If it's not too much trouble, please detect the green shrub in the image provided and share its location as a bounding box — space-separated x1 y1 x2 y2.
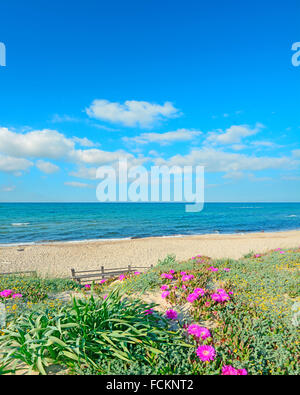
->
0 290 190 375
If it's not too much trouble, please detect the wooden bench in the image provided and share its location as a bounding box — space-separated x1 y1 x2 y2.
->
71 264 153 284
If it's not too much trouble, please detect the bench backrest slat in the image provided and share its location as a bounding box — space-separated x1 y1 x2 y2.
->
71 265 153 284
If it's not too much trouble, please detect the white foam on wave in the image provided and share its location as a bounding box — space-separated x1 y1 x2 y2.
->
231 207 263 209
0 237 133 247
0 241 36 247
11 223 30 227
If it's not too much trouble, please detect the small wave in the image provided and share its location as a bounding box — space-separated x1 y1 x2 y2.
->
285 215 298 218
0 241 36 247
11 223 30 227
231 207 263 209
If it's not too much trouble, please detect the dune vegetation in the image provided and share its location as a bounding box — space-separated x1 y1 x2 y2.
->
0 247 299 375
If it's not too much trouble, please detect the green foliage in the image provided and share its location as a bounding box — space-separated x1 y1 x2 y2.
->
0 275 79 303
0 360 14 375
0 247 299 375
0 290 190 375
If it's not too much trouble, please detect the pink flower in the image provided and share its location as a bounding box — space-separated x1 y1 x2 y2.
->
208 266 219 272
84 284 91 289
161 273 173 280
180 272 187 275
237 368 248 375
187 325 211 340
165 309 178 320
220 294 230 302
222 365 238 375
161 291 170 299
211 289 230 303
182 285 187 290
144 308 154 315
221 365 248 375
134 271 141 275
211 293 230 303
187 324 202 336
187 293 198 303
100 279 107 284
182 274 194 282
12 293 22 298
160 284 169 291
196 345 216 362
119 275 126 281
204 301 210 307
103 294 108 300
194 288 205 297
0 289 13 298
198 327 211 340
211 293 222 302
169 270 175 274
223 268 231 272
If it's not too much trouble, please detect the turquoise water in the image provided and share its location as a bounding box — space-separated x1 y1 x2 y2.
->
0 203 300 245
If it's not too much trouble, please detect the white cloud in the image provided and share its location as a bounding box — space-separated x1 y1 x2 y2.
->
154 148 299 177
64 181 93 188
231 144 247 151
86 99 180 128
251 140 282 150
1 124 298 187
69 166 98 180
0 127 146 169
0 153 33 173
292 149 300 158
281 175 300 181
123 128 202 145
149 150 160 157
89 123 118 132
71 149 129 165
36 160 59 174
0 127 74 159
222 171 244 180
205 124 263 145
51 114 79 123
69 154 149 181
1 185 16 192
251 141 276 147
72 137 100 147
222 172 272 182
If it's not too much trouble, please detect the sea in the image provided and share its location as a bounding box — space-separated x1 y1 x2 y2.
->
0 202 300 246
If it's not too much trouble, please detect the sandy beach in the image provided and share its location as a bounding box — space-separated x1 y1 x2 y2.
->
0 230 299 278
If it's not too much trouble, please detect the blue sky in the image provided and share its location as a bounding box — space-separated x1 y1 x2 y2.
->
0 0 299 202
